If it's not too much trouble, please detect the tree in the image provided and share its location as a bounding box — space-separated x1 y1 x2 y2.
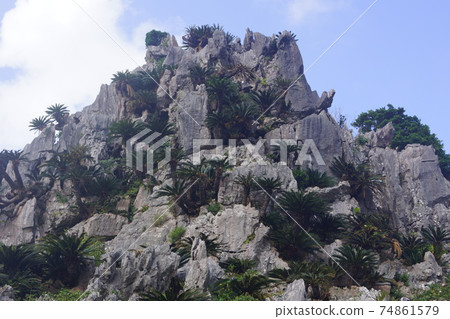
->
155 179 191 215
352 104 450 179
126 90 157 115
269 224 318 260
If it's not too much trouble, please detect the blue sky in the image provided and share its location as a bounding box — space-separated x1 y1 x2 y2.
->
0 0 449 152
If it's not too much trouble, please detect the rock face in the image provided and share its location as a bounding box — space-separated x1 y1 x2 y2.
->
185 205 288 273
68 213 129 238
1 28 450 301
364 122 395 148
379 252 443 290
0 198 37 246
409 252 443 289
0 285 15 301
329 286 380 301
218 162 297 206
370 144 450 231
184 238 224 291
265 111 353 172
282 279 307 301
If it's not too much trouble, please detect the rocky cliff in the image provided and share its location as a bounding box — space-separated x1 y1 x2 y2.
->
1 28 449 301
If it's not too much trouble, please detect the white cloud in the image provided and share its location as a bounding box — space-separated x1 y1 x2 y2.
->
286 0 348 25
0 0 179 150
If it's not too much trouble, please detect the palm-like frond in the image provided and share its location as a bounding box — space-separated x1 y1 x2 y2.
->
39 233 103 286
29 116 52 132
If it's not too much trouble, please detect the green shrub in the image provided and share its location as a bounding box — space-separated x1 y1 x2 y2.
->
145 30 168 46
413 277 450 301
355 135 369 146
207 202 221 215
47 288 86 301
152 214 168 227
169 227 186 244
394 272 410 286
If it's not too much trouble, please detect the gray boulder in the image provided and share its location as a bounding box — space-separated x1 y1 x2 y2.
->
0 285 14 301
282 279 306 301
409 252 442 289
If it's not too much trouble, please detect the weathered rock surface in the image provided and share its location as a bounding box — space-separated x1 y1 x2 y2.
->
379 252 442 290
0 285 15 301
409 252 443 289
370 144 450 231
265 111 353 172
0 197 37 246
282 279 307 301
218 162 297 206
184 238 224 291
68 213 129 238
364 122 395 148
329 286 380 301
185 205 288 273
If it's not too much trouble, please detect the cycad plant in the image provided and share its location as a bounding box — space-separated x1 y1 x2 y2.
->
140 277 208 301
330 156 384 202
182 24 223 50
39 233 103 287
189 63 215 86
29 116 52 132
219 258 257 275
156 179 191 215
208 157 231 200
278 190 329 229
211 270 271 301
206 76 238 113
108 119 146 146
0 244 43 298
332 245 379 287
250 88 278 113
111 70 136 97
46 103 69 130
421 225 450 261
126 90 157 115
269 224 318 260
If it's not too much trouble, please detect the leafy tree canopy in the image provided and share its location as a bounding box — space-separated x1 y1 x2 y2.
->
145 30 168 46
352 104 450 179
